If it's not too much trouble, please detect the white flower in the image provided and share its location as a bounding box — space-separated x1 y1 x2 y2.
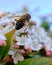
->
2 25 15 35
16 41 24 46
13 57 18 64
15 36 27 46
0 34 6 40
43 37 52 49
8 50 15 55
24 38 42 51
30 39 42 51
31 28 36 34
12 53 24 64
8 44 24 64
30 44 42 51
24 38 32 45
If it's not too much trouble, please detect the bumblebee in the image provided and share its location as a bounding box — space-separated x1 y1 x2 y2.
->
15 13 31 30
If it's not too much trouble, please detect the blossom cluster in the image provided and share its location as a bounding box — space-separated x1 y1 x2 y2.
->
0 12 52 64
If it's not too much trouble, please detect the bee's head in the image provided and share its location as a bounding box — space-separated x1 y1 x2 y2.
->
15 13 31 30
21 13 31 21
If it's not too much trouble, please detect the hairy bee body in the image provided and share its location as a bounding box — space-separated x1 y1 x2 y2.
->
15 21 24 30
15 13 31 30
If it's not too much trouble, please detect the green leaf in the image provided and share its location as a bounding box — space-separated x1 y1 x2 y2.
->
16 57 52 65
29 52 42 58
0 29 16 60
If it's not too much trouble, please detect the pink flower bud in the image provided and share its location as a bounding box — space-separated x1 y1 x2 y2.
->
50 50 52 54
20 49 25 55
42 44 46 49
45 47 50 52
24 45 32 53
0 40 6 46
46 51 51 57
24 45 30 50
49 50 52 55
14 43 19 49
27 47 32 53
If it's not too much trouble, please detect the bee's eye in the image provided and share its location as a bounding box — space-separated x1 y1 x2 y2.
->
15 21 24 30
